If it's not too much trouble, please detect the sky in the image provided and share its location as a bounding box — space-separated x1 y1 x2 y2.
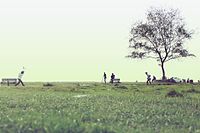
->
0 0 199 82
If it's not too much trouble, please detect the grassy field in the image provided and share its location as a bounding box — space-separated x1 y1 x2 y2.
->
0 82 200 133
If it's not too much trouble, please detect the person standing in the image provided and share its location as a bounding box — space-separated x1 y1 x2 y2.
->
187 78 190 83
103 72 107 84
145 72 151 85
110 73 115 83
15 70 25 86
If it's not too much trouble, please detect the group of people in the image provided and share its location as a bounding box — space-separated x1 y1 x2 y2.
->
103 72 155 85
145 72 198 84
182 78 193 84
103 72 116 84
145 72 156 85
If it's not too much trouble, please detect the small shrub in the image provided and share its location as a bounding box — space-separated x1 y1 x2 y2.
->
43 83 54 87
135 89 140 92
166 90 183 97
156 88 161 90
76 83 81 87
114 84 120 87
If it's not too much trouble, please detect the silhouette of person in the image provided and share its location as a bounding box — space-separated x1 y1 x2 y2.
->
103 72 107 84
110 73 115 83
187 78 190 83
145 72 151 85
15 70 25 86
152 76 156 82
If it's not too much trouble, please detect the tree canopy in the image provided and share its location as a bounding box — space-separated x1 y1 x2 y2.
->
128 8 195 80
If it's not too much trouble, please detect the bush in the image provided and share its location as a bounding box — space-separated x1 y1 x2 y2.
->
43 83 54 87
166 90 183 97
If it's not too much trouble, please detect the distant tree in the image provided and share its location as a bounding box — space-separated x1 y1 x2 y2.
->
127 8 195 80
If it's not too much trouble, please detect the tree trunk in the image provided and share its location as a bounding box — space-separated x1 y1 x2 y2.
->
161 63 167 80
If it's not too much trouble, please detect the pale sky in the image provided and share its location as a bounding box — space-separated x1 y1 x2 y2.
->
0 0 199 82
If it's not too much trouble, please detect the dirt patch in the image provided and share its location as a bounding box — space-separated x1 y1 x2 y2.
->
156 88 161 90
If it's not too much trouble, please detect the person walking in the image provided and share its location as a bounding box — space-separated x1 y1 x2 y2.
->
145 72 151 85
103 72 107 84
15 70 25 86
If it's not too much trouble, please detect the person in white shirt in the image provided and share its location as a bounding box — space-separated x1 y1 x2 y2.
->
15 70 25 86
145 72 151 85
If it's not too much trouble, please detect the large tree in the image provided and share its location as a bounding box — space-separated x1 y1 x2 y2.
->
127 8 195 80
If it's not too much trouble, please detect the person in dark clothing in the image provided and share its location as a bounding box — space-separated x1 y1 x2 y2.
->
103 72 107 84
187 78 190 83
110 73 115 83
152 76 156 83
15 71 25 86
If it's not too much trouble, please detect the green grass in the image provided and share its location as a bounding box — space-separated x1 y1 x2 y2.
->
0 82 200 133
